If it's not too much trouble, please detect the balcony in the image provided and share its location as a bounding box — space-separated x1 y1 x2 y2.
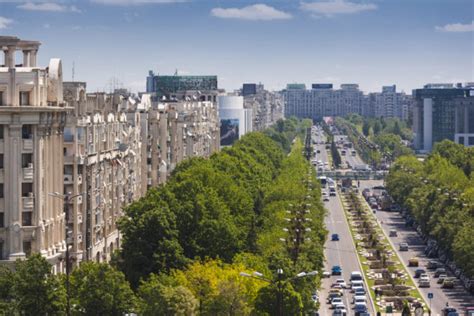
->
22 164 33 182
23 139 33 151
22 195 34 209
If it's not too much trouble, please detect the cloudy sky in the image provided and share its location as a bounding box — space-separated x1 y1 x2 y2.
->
0 0 472 94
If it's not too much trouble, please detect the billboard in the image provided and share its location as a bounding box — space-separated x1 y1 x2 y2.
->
220 119 239 146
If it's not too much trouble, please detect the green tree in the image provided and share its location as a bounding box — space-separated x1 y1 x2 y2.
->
254 282 303 316
0 265 15 313
138 274 198 316
13 254 66 315
362 121 370 137
373 121 382 135
70 262 136 315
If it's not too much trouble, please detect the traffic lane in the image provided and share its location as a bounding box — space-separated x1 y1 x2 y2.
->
321 192 375 315
375 209 474 314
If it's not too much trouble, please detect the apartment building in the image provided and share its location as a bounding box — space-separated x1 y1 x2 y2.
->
282 83 364 120
62 83 144 263
366 85 412 120
0 36 69 271
241 83 284 131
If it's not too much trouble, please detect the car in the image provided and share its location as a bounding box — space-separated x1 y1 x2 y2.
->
427 261 439 270
414 269 426 278
334 304 347 315
437 274 448 284
441 278 455 289
336 278 348 289
442 307 458 316
353 288 366 296
317 150 321 153
332 234 340 241
354 303 368 313
399 243 409 251
331 283 344 290
323 271 331 278
327 292 342 303
331 297 343 308
389 230 398 237
350 271 363 281
408 257 419 267
419 276 430 288
351 281 364 293
352 295 367 305
435 268 447 277
332 265 342 275
324 196 330 202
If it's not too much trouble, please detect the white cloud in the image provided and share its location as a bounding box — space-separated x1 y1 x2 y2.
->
300 0 377 17
435 21 474 33
17 2 81 13
91 0 188 5
211 4 292 21
0 17 13 29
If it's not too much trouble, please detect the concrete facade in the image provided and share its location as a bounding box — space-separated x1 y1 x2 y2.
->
0 36 69 271
241 83 284 131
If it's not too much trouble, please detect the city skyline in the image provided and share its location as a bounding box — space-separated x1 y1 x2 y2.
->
0 0 473 93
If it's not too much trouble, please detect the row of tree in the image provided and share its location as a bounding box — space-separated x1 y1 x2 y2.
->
386 140 474 278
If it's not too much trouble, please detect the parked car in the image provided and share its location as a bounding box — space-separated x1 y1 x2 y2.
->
399 243 409 251
441 278 455 289
427 261 439 270
332 234 340 241
323 271 331 278
414 269 426 278
389 230 398 237
419 276 431 288
408 257 419 267
435 268 447 278
437 274 448 284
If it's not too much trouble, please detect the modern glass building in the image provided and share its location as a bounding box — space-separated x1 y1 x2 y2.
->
412 84 474 151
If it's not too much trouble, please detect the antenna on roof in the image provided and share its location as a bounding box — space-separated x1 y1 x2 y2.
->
174 69 178 76
72 61 75 82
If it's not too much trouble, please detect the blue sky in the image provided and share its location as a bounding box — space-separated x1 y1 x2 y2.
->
0 0 473 94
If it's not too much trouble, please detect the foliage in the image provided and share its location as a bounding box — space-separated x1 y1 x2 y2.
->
386 142 474 278
254 282 303 316
70 261 137 315
13 254 66 315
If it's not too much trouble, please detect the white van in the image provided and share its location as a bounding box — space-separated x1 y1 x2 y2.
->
350 271 363 281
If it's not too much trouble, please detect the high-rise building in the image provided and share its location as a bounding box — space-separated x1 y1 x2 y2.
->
0 36 68 270
146 71 218 103
367 85 412 120
282 83 363 120
412 84 474 152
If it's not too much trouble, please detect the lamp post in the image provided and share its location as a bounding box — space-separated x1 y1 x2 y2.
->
240 269 318 316
49 191 84 316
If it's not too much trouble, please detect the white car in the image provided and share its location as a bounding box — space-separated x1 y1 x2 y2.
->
352 295 367 304
334 304 347 314
336 279 348 289
323 271 331 278
331 297 343 308
351 280 364 292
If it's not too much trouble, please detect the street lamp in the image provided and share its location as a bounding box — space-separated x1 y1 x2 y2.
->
48 191 84 316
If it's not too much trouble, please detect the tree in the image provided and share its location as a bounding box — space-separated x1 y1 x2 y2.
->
0 265 15 313
70 262 136 315
254 282 303 316
373 121 382 135
138 274 198 316
13 254 66 315
362 121 370 137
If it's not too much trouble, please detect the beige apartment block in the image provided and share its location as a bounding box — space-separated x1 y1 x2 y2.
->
0 36 69 271
63 83 144 264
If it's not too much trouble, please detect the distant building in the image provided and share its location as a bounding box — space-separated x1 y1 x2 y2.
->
366 85 412 120
146 71 218 103
282 83 363 120
412 84 474 152
218 96 252 146
0 36 68 270
241 83 284 131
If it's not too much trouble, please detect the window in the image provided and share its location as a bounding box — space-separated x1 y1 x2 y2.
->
21 183 33 197
0 184 3 198
64 127 74 142
22 212 32 226
23 241 31 257
0 213 4 228
469 137 474 146
0 91 3 106
19 91 30 106
22 125 32 139
0 242 3 260
0 125 4 139
0 154 3 169
21 153 32 168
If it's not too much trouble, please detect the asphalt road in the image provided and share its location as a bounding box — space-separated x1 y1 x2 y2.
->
312 131 375 316
359 180 474 315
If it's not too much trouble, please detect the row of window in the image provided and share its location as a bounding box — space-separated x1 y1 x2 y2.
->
0 125 33 140
0 91 31 106
0 183 33 198
0 211 33 228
